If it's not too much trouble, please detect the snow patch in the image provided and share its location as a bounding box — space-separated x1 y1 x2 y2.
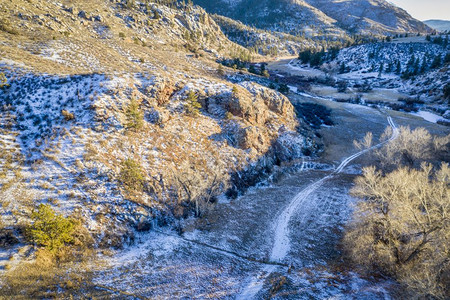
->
411 110 445 124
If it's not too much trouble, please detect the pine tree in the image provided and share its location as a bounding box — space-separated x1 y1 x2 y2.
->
386 62 393 73
125 98 144 130
28 204 76 253
248 65 257 74
413 59 420 75
378 63 384 75
445 52 450 64
431 55 442 69
339 62 346 74
396 60 401 74
420 57 427 73
184 91 201 116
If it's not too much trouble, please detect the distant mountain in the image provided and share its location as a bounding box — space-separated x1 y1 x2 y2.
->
304 0 432 35
424 20 450 32
193 0 433 36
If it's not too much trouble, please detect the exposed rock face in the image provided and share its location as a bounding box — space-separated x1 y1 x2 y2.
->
146 80 178 106
240 81 294 116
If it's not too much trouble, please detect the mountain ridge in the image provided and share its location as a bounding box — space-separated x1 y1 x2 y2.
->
424 19 450 32
193 0 433 36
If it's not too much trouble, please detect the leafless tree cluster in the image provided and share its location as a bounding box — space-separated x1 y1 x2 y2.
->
165 158 229 217
376 126 449 170
346 126 450 298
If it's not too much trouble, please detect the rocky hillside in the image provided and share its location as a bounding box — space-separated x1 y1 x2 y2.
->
194 0 347 39
212 14 325 56
193 0 433 39
0 0 318 251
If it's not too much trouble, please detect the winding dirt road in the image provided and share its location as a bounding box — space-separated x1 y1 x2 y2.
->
237 116 399 299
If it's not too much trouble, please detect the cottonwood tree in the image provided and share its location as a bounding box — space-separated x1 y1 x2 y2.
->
344 163 449 298
353 131 373 150
376 126 449 170
346 126 450 298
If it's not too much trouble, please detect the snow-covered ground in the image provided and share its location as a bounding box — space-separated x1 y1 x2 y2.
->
91 98 418 299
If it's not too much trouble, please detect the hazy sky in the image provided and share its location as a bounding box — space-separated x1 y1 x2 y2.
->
389 0 450 21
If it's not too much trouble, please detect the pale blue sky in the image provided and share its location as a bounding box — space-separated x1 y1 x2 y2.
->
389 0 450 21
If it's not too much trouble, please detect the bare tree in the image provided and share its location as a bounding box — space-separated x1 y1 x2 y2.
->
353 131 373 150
168 159 228 217
376 126 449 170
344 163 450 298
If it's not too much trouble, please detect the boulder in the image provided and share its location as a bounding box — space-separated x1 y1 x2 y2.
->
78 11 91 21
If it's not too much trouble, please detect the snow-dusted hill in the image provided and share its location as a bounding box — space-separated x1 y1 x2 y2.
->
305 0 431 35
330 38 449 101
193 0 433 37
424 19 450 32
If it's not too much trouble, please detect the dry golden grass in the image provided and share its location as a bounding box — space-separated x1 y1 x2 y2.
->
0 249 97 299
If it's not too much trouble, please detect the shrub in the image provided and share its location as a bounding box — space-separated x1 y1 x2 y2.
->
125 98 144 130
119 158 145 193
125 0 135 9
0 20 19 35
357 80 373 93
298 49 312 64
217 64 224 76
277 83 290 95
232 85 239 96
61 110 75 121
337 80 348 93
0 72 8 87
444 83 450 99
293 102 333 129
0 248 94 298
184 91 201 117
261 69 270 78
27 204 76 253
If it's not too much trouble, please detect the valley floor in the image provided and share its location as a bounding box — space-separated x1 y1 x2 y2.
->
91 91 448 299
